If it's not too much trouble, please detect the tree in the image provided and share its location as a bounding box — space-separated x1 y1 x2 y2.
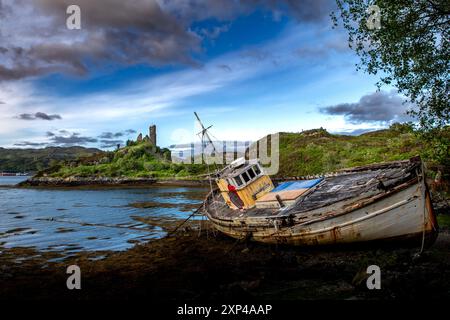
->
333 0 449 130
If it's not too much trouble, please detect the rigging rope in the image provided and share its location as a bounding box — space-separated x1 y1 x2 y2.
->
416 166 427 256
166 203 204 237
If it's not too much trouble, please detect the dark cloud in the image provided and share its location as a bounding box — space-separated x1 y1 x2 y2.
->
35 112 62 120
18 112 62 120
0 0 201 81
99 130 134 139
218 64 232 72
17 113 34 120
0 64 53 81
15 131 98 147
14 141 48 147
0 0 335 81
100 139 123 148
274 0 336 22
163 0 334 23
50 133 97 145
0 101 5 104
320 91 413 124
98 132 114 139
332 128 377 136
41 129 97 146
35 129 135 148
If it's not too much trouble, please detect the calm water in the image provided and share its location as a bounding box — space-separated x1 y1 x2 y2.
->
0 175 29 186
0 177 208 258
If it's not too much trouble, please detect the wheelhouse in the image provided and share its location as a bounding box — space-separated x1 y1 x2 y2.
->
215 158 274 210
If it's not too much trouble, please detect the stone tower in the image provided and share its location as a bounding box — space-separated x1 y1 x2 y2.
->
149 125 156 146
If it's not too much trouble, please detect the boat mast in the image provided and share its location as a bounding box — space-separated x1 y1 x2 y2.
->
194 111 219 155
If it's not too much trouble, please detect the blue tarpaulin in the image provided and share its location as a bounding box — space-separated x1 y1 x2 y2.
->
272 178 323 192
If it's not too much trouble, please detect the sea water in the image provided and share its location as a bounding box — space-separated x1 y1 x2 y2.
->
0 177 208 258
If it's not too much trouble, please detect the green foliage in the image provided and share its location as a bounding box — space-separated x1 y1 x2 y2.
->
418 126 450 167
274 125 449 177
0 146 101 173
333 0 449 130
45 141 210 179
35 125 449 181
389 122 415 134
437 214 450 229
126 140 138 147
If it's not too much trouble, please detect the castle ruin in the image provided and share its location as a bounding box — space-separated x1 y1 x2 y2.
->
135 124 157 146
149 125 156 146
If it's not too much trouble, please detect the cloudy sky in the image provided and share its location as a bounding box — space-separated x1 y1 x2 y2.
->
0 0 412 149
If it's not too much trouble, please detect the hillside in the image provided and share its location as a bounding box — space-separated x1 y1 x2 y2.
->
253 124 449 179
36 141 209 179
0 146 102 173
27 124 449 188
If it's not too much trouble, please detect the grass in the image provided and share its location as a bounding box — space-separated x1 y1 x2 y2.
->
39 141 209 179
40 123 450 182
274 125 449 178
437 214 450 230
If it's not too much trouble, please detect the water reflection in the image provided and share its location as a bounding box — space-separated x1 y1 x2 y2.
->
0 182 208 258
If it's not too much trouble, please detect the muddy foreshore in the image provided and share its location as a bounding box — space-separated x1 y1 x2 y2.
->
1 219 449 301
18 176 210 187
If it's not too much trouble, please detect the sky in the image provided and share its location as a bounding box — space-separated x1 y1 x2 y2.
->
0 0 413 150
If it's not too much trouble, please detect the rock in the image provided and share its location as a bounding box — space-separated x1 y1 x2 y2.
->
19 176 158 187
241 247 250 254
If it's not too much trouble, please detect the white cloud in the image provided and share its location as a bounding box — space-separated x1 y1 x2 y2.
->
1 22 373 148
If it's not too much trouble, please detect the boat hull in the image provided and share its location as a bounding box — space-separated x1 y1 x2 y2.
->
204 178 438 247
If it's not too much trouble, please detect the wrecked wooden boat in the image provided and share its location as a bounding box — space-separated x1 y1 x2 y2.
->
203 156 438 246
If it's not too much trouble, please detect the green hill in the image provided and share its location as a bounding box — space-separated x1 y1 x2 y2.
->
255 124 449 179
37 141 208 179
0 146 102 173
32 123 449 184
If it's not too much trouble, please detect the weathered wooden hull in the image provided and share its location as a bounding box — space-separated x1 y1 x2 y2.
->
204 160 439 247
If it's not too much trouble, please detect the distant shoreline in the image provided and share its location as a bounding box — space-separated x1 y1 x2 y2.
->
17 176 210 188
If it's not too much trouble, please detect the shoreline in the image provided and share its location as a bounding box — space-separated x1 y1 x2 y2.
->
1 220 449 300
17 176 210 188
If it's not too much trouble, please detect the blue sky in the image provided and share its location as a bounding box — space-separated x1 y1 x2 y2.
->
0 0 410 149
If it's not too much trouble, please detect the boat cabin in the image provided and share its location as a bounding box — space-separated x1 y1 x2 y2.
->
215 158 274 210
216 157 324 210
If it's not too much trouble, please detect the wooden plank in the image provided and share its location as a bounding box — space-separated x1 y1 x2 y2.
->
256 188 309 202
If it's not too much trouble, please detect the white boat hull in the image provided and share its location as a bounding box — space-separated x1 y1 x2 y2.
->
205 176 438 246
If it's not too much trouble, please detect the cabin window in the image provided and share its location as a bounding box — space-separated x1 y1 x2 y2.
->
234 175 243 186
253 165 261 176
247 168 256 179
242 172 250 183
227 178 234 187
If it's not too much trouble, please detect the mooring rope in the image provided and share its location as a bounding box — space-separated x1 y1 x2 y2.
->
166 203 205 237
